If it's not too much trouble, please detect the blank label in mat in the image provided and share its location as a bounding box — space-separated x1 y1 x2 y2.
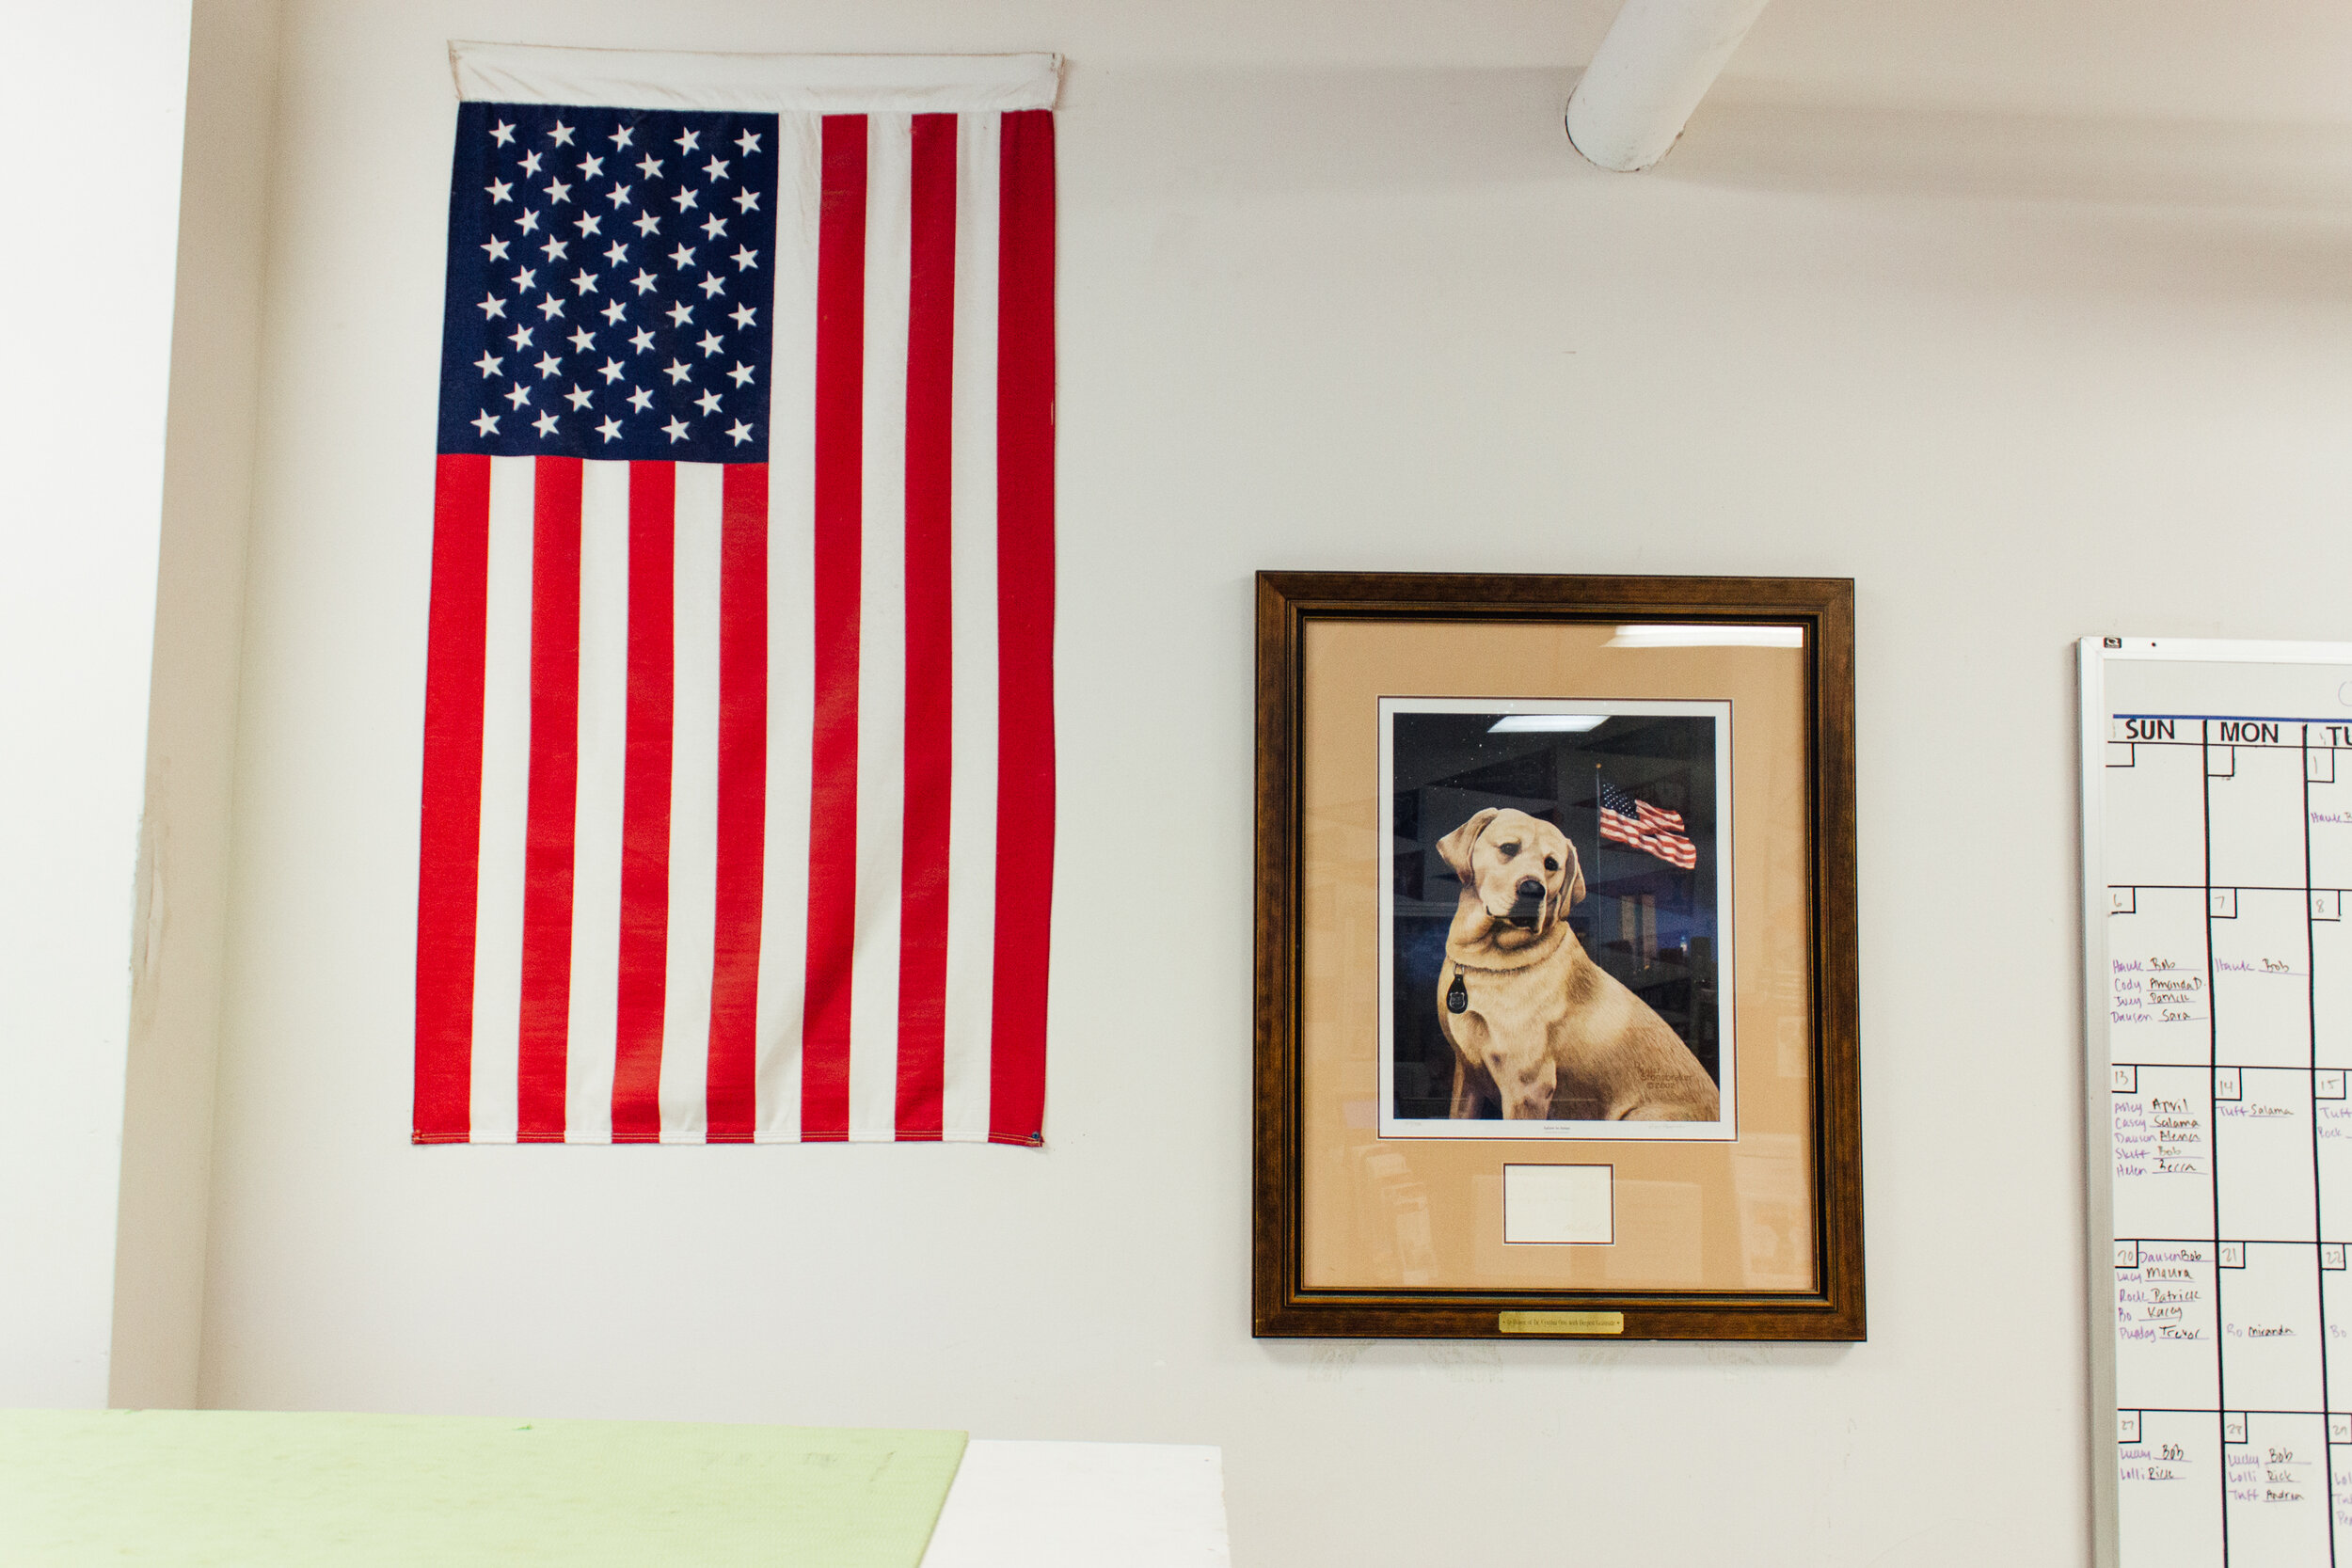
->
1502 1164 1613 1243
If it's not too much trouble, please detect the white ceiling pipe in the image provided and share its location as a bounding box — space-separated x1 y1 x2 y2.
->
1565 0 1775 171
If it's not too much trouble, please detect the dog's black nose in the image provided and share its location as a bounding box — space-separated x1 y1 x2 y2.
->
1516 879 1544 901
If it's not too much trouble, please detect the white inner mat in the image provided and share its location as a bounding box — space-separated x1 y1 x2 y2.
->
1503 1164 1615 1244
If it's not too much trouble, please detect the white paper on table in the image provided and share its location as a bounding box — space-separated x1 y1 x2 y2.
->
921 1440 1229 1568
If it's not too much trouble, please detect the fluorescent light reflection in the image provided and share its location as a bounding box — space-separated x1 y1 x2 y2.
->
1608 624 1804 649
1488 715 1609 734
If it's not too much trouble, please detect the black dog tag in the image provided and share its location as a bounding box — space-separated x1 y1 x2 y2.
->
1446 973 1469 1014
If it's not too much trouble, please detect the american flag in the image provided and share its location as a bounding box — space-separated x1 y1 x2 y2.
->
416 51 1057 1145
1597 779 1697 870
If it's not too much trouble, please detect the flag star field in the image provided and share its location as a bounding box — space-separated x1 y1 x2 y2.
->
437 103 780 465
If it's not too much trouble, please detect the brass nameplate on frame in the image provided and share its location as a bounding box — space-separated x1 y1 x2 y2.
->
1498 1311 1625 1336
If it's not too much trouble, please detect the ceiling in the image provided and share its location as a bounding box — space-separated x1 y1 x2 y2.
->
1027 0 2352 126
1730 0 2352 125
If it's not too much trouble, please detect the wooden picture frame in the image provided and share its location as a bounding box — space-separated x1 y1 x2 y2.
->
1253 572 1862 1339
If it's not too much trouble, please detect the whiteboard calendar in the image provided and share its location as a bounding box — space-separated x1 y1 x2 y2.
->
2085 638 2352 1568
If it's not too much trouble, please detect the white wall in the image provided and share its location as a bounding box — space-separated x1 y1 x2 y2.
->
109 0 281 1409
0 1 194 1408
194 2 2352 1563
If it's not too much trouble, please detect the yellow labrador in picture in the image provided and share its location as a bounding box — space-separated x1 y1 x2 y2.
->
1435 806 1721 1123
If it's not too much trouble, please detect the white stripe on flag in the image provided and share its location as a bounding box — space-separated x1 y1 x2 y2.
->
940 110 1001 1142
469 454 535 1141
754 109 824 1140
660 462 724 1139
564 458 630 1142
848 112 914 1140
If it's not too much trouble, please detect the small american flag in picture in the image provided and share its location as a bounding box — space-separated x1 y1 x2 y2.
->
1597 779 1697 870
415 47 1058 1147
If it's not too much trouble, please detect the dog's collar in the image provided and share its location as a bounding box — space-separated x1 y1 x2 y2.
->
1446 924 1567 974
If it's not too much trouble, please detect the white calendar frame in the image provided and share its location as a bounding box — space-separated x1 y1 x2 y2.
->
2082 636 2352 1568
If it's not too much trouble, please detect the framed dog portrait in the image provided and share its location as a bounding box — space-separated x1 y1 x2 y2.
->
1252 572 1862 1340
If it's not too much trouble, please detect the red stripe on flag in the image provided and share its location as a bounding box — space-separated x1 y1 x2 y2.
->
517 457 582 1141
895 113 958 1140
415 453 493 1143
706 463 769 1142
801 115 868 1141
612 461 675 1143
988 109 1057 1147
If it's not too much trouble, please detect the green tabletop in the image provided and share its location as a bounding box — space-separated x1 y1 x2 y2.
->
0 1409 966 1566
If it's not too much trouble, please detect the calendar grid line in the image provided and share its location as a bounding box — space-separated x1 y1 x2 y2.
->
2128 1408 2352 1419
2301 725 2339 1568
2201 721 2231 1567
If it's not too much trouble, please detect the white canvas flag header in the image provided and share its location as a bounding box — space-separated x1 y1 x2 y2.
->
448 41 1061 114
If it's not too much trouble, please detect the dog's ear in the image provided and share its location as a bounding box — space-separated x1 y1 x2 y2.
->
1435 809 1501 881
1560 842 1586 910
